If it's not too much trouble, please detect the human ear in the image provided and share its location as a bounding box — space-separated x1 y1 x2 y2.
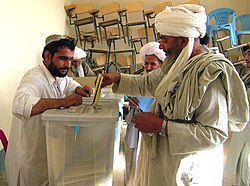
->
43 51 51 66
180 37 189 48
44 51 51 60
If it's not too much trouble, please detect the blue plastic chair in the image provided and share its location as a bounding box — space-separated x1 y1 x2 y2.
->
206 8 237 47
236 14 250 45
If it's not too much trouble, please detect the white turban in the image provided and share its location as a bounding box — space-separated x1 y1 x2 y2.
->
139 42 166 66
154 5 208 98
155 4 207 38
74 46 87 60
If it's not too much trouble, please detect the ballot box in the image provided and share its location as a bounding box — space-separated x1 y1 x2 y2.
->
82 88 124 164
42 101 119 186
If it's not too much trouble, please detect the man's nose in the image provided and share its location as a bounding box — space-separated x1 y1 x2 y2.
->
147 64 152 69
64 60 71 67
159 44 163 49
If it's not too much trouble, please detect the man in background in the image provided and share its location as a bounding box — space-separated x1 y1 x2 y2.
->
125 42 165 184
67 46 96 77
234 44 250 78
5 34 93 186
127 41 165 108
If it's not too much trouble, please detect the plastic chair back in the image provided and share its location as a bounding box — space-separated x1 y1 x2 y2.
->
236 14 250 44
206 8 236 47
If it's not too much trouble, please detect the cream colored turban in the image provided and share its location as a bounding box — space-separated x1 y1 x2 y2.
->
139 42 166 65
155 5 208 96
74 46 87 60
155 4 207 38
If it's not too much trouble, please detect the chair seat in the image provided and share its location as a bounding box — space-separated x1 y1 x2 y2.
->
99 19 120 27
74 17 93 26
108 35 120 39
236 30 250 36
126 20 146 26
119 65 131 71
130 38 142 42
111 49 135 53
88 48 108 53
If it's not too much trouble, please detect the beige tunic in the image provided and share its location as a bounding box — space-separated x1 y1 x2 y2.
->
113 52 249 186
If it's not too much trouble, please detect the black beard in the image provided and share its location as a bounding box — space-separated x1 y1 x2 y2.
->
48 60 69 77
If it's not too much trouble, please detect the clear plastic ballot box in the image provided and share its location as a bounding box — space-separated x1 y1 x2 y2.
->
82 88 124 164
42 101 119 186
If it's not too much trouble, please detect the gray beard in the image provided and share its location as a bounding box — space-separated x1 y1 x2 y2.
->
161 45 182 74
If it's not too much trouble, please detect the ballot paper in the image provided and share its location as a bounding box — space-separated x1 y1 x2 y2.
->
91 74 103 108
137 96 154 112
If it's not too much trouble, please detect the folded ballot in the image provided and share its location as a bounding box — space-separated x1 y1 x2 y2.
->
92 73 103 108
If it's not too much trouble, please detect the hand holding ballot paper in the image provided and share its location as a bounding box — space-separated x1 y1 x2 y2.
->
92 73 103 108
125 95 154 112
125 95 154 148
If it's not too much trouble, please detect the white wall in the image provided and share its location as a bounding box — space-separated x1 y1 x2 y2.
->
0 0 249 149
66 0 249 15
0 0 68 148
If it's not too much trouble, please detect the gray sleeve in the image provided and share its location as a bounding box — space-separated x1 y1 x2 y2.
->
112 69 164 97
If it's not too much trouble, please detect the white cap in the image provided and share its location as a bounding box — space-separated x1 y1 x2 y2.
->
74 46 87 60
139 42 166 65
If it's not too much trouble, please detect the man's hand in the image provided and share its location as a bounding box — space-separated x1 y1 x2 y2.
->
62 93 83 108
31 93 83 116
75 85 93 97
101 73 121 88
133 112 165 133
129 97 139 108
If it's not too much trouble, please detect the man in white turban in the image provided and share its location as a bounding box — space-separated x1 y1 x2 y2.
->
125 42 166 184
128 41 166 109
100 4 249 186
139 41 166 73
67 46 96 77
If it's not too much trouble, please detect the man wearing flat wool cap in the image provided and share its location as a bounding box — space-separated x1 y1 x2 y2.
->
100 4 249 186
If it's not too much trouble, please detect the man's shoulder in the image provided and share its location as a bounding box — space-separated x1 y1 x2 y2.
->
22 65 47 84
199 52 224 60
195 52 232 67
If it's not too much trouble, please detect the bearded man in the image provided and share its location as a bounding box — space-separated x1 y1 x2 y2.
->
100 4 249 186
5 34 93 186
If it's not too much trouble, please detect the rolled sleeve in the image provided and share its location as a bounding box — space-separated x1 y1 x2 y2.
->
13 93 40 119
